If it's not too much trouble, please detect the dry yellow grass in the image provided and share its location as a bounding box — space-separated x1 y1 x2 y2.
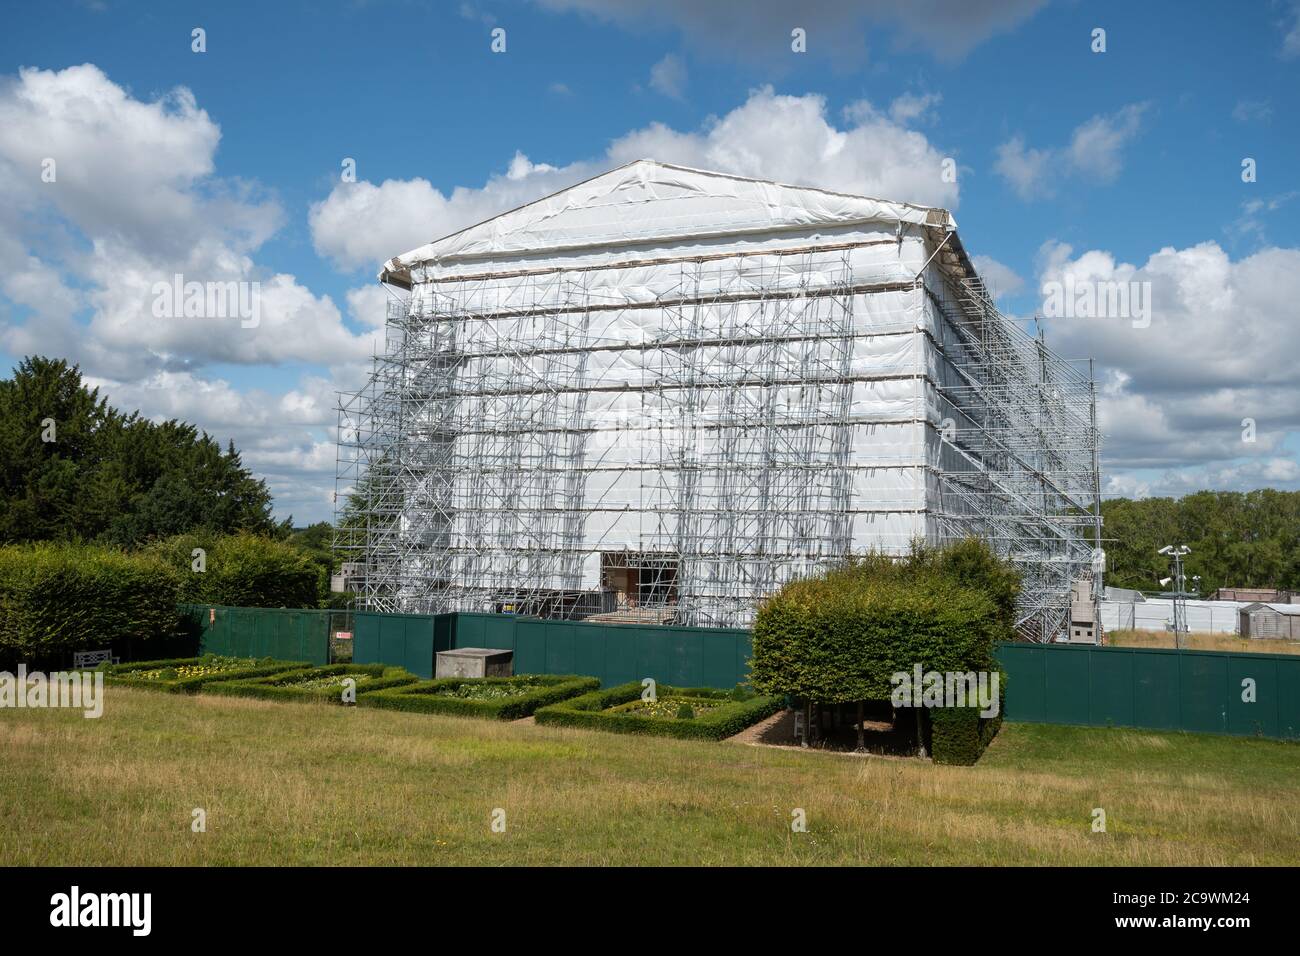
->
1108 629 1300 655
1 686 1297 866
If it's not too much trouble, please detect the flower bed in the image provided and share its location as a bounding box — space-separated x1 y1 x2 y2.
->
534 682 782 741
360 674 599 720
99 655 310 694
204 663 418 704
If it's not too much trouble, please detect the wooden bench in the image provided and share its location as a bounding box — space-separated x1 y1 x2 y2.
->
73 649 119 669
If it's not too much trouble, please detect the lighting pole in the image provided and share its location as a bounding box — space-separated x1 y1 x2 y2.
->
1158 545 1195 649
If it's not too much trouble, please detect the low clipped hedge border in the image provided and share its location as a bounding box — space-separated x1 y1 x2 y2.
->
535 681 781 741
205 663 417 704
99 655 310 694
360 674 599 721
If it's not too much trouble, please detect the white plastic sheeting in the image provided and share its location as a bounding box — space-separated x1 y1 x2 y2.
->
382 159 946 281
1100 598 1266 635
350 158 1096 628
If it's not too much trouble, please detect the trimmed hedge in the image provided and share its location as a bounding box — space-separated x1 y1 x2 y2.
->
144 532 321 609
927 706 1004 766
535 682 782 741
926 671 1007 766
0 543 181 658
204 663 417 704
750 540 1015 704
99 655 310 694
360 674 599 721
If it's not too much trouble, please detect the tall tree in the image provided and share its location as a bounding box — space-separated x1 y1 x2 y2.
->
0 356 279 546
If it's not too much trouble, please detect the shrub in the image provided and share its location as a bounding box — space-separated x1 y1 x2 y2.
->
535 682 782 741
749 539 1015 705
360 675 599 721
750 576 1002 703
0 542 181 659
925 670 1007 766
145 532 321 608
204 663 417 704
100 655 310 694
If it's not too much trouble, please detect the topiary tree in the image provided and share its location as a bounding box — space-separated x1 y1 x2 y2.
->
749 538 1017 761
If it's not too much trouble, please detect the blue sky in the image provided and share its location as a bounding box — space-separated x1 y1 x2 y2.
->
1 0 1298 523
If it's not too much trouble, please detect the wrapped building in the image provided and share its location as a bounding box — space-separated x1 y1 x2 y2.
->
336 160 1102 640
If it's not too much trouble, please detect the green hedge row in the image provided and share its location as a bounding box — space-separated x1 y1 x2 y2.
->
204 663 417 704
535 682 782 741
144 532 322 609
360 674 599 721
100 655 310 695
0 543 181 657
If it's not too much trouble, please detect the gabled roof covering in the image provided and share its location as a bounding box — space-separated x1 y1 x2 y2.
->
1241 602 1300 614
380 158 955 285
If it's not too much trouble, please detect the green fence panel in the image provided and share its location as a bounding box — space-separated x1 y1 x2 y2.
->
354 611 448 678
997 642 1300 740
1045 646 1090 725
455 614 488 648
1180 653 1228 734
544 623 577 675
511 618 546 673
1279 663 1300 739
1228 655 1276 738
574 625 606 680
1133 651 1180 730
1089 649 1134 728
192 606 331 666
603 627 638 685
996 643 1046 723
435 614 751 689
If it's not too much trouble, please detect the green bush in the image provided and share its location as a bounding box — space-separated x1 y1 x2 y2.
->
360 675 599 720
751 578 1002 703
925 671 1007 766
144 532 321 608
535 682 782 741
203 663 416 704
749 539 1014 704
100 655 310 694
0 542 181 658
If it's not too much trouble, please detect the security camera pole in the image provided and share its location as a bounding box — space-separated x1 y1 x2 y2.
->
1157 545 1195 649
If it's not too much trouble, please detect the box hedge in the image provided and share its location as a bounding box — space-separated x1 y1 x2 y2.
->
144 532 322 609
360 674 599 720
204 663 417 704
99 655 310 694
535 681 782 741
751 574 1003 704
925 671 1007 766
0 542 181 660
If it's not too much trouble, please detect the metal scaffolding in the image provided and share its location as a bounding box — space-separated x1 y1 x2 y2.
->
336 232 1101 641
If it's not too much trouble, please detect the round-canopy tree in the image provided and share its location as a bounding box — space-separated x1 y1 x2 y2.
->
748 539 1018 762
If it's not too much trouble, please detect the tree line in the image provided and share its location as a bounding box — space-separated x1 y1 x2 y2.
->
0 356 339 604
1101 490 1300 596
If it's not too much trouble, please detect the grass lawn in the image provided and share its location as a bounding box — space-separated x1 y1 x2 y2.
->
2 686 1297 866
